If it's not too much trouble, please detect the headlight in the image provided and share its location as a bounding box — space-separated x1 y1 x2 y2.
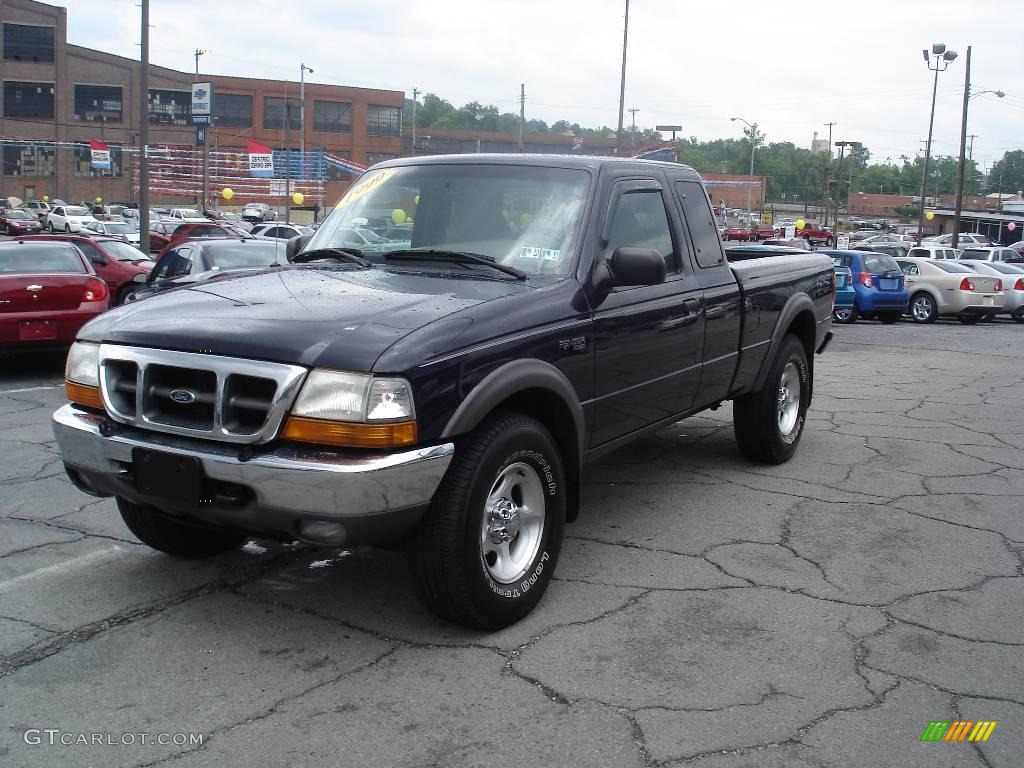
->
291 370 415 422
66 342 100 387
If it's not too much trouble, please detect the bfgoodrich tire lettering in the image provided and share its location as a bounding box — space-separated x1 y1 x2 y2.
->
408 412 565 629
733 334 810 464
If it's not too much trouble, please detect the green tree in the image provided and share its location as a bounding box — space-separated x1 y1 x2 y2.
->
988 150 1024 195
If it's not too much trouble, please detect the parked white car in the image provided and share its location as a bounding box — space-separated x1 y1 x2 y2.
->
958 246 1021 263
906 245 961 260
46 205 96 233
81 219 142 246
959 260 1024 322
168 208 209 223
924 233 996 247
241 203 277 223
249 223 313 240
896 256 1003 324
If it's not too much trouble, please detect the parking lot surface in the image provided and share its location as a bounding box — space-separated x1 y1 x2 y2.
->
1 320 1022 767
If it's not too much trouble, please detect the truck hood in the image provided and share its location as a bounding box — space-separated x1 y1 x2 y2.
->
79 266 530 371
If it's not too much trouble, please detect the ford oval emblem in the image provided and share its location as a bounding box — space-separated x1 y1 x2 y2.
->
169 388 197 404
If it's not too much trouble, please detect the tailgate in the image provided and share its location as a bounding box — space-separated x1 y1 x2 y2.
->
0 275 91 312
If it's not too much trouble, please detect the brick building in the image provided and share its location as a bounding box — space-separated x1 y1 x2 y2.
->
0 0 403 205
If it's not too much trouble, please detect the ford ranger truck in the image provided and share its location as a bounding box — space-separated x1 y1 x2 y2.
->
52 155 834 629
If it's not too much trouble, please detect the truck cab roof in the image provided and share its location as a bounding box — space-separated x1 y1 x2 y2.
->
373 152 703 180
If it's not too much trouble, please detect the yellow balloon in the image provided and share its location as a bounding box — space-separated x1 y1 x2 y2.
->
391 208 407 225
292 192 305 206
95 197 103 204
519 212 533 227
925 211 934 221
222 187 234 201
43 195 49 202
795 219 806 230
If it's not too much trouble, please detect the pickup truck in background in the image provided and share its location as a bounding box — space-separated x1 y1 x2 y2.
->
52 155 834 629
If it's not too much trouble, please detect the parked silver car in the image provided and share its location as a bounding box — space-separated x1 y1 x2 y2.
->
241 202 277 223
959 246 1021 263
896 256 1003 324
959 260 1024 322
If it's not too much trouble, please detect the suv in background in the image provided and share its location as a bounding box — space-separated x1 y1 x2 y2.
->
907 246 960 260
959 247 1021 263
21 200 52 222
46 205 97 233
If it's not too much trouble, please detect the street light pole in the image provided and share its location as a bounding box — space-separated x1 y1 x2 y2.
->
731 116 756 223
300 63 313 188
139 0 150 245
917 44 958 245
835 140 861 225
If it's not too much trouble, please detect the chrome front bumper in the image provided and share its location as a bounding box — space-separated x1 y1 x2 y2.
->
52 404 454 544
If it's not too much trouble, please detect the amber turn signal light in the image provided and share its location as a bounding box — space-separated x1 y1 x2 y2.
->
281 416 417 449
65 380 105 410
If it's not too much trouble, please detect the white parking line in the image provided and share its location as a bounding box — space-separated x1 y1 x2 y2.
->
0 385 62 395
0 545 124 593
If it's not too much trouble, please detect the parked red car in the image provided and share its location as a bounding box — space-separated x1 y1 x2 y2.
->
0 240 109 349
797 222 833 245
148 219 176 253
0 208 44 236
754 223 775 240
723 226 752 241
162 221 250 250
20 234 154 305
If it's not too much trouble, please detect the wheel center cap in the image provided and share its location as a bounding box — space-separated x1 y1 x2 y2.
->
487 498 520 544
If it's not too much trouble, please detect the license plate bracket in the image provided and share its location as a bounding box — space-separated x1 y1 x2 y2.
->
133 448 203 506
18 319 56 341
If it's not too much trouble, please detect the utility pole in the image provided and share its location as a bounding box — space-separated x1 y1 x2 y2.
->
284 79 291 224
519 83 525 153
628 107 639 152
300 63 313 182
823 121 836 228
952 45 971 250
411 87 419 156
139 0 150 245
615 0 630 155
968 134 977 161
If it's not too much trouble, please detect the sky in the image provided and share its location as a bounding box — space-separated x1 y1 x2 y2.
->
54 0 1023 172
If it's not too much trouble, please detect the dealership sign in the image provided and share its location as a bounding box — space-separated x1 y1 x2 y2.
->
89 139 111 170
191 82 212 124
247 140 274 178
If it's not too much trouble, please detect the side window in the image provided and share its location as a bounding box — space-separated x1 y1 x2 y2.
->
900 262 919 276
167 247 193 277
676 181 723 269
151 252 175 281
604 186 677 274
74 240 104 264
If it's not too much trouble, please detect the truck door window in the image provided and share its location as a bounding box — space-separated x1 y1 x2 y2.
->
604 188 676 274
675 181 724 268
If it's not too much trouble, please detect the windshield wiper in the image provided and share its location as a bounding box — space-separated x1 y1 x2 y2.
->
290 247 371 267
384 249 526 280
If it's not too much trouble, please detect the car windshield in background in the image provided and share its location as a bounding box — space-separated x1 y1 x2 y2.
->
205 242 286 270
105 223 134 234
862 255 900 273
65 206 90 216
933 261 975 274
103 241 152 262
0 245 86 274
305 163 591 278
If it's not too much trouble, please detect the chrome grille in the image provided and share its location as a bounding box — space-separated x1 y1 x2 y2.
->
98 345 307 444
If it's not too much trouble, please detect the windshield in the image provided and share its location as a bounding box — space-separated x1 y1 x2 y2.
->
103 241 152 262
205 242 285 269
66 206 90 216
305 164 591 278
6 210 31 219
0 245 86 274
105 223 134 234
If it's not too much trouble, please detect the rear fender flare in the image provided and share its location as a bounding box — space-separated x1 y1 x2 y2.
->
752 292 816 394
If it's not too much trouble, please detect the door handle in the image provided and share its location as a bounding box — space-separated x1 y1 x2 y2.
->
659 298 703 330
683 298 703 314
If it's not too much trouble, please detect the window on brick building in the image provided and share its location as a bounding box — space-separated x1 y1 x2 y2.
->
214 93 253 128
74 85 123 122
148 89 191 125
366 152 399 166
367 105 401 136
3 81 55 119
313 100 351 133
263 96 301 131
3 24 55 62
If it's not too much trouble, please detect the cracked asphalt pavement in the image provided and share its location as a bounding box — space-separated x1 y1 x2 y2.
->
1 321 1023 767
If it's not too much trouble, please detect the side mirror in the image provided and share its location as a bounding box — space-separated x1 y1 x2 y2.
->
132 273 148 284
286 234 311 263
608 247 667 287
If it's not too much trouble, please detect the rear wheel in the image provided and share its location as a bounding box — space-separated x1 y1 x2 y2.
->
910 293 937 323
1013 311 1024 324
878 310 902 324
116 497 243 558
832 305 857 323
408 412 565 629
733 335 810 464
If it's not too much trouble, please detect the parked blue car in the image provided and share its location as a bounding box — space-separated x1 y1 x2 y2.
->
832 265 856 322
821 249 909 324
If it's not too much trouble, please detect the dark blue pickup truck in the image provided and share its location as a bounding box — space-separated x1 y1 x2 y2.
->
53 155 834 628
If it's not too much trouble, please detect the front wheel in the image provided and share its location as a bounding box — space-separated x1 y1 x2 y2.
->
47 222 55 233
408 412 566 629
733 334 810 464
910 293 937 323
832 304 859 324
116 497 243 558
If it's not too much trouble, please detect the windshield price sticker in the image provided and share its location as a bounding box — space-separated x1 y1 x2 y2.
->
336 170 397 210
519 247 560 261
